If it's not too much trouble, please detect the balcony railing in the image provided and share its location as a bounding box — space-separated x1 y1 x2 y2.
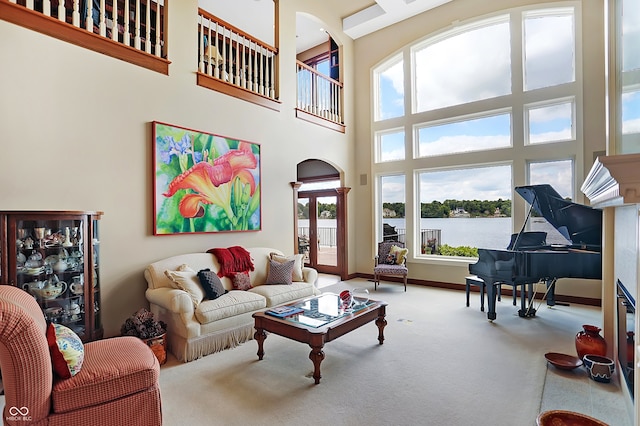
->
296 60 344 132
1 0 168 73
197 8 279 111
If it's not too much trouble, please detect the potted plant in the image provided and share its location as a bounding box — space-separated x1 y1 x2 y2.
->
121 308 168 364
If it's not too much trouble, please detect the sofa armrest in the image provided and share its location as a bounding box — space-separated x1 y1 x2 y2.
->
302 267 318 285
145 287 194 314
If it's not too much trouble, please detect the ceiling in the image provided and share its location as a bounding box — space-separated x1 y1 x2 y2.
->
203 0 453 53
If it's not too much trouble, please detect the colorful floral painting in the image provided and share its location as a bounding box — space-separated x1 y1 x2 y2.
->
153 121 261 235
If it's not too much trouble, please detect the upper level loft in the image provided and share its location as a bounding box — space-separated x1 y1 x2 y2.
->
0 0 345 132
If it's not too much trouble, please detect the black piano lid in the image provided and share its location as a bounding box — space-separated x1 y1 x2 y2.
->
515 184 602 248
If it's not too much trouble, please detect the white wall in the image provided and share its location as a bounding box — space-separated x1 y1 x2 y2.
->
0 0 355 336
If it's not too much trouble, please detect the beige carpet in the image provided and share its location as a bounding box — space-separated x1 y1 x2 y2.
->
156 279 617 426
0 279 628 425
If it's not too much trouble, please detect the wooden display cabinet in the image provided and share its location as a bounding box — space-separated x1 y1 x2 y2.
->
0 210 103 342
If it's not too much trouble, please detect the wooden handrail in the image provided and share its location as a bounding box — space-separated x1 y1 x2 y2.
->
296 60 343 88
198 7 276 55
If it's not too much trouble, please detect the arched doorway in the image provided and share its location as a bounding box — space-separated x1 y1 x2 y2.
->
292 160 349 279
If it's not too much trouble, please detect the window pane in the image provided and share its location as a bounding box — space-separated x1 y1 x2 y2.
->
380 175 406 242
622 0 640 72
524 10 575 91
299 180 340 191
527 100 574 144
414 18 511 112
417 113 511 157
529 159 573 199
622 89 640 135
417 165 512 254
316 58 330 77
375 57 404 120
377 130 405 162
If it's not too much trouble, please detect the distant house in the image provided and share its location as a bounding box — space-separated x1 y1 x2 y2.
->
383 208 397 218
450 207 470 218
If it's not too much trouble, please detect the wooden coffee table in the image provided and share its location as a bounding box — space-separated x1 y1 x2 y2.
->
252 293 387 384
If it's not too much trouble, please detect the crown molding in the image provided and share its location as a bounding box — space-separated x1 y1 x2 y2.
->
582 153 640 208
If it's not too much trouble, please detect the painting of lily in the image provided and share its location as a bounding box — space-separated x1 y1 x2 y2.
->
153 121 261 234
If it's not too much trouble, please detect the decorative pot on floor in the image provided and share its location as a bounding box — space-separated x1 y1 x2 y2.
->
583 354 615 383
575 324 606 360
142 333 167 365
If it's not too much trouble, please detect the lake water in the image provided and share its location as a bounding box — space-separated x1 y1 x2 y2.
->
300 217 569 249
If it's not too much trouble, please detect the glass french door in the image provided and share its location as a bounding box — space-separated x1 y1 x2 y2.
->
297 192 338 274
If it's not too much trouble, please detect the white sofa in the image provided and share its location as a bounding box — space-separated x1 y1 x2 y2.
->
144 247 319 362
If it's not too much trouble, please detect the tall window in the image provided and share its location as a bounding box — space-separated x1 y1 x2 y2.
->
379 175 406 243
374 55 404 121
372 5 581 259
619 0 640 153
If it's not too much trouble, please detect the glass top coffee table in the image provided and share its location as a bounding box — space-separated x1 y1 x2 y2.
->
252 293 388 384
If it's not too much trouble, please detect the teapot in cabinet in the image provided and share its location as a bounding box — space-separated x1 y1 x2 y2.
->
31 277 67 300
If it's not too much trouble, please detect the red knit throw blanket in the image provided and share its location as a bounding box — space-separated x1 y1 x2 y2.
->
207 246 254 278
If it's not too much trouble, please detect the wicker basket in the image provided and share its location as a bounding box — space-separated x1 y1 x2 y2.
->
142 333 167 365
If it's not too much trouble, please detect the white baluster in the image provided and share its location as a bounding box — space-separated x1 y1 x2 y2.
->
99 0 106 36
26 0 33 10
72 0 80 27
43 0 50 16
86 0 94 31
112 0 119 42
124 0 130 45
57 0 65 22
134 0 141 50
145 0 151 53
270 52 275 99
154 0 161 56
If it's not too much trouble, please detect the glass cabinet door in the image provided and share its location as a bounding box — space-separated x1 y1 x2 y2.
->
3 211 103 342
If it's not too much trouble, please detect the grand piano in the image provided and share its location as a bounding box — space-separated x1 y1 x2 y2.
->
468 184 602 321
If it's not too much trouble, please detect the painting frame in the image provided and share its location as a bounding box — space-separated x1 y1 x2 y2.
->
152 121 261 235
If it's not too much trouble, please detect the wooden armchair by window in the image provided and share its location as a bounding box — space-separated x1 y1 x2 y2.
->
374 241 408 292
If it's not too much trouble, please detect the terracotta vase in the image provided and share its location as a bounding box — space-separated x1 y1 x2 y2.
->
575 324 607 360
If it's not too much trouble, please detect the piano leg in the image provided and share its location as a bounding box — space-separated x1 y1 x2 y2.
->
546 279 556 306
478 275 499 321
517 283 537 318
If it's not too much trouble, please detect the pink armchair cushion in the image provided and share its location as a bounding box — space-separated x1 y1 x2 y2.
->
51 336 159 413
46 323 85 379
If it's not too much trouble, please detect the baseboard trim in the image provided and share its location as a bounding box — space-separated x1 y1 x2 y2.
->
352 273 602 307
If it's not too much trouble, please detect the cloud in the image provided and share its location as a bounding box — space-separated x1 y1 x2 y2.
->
419 134 510 156
419 165 512 202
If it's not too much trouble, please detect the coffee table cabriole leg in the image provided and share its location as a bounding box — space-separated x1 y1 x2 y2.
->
309 345 325 384
376 306 387 344
254 328 267 360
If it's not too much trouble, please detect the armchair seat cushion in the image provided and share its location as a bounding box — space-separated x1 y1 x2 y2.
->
51 336 159 414
195 290 266 324
374 264 408 275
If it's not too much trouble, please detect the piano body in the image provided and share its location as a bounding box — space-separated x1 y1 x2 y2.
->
468 184 602 321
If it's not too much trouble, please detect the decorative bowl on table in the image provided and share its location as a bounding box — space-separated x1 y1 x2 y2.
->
544 352 583 370
536 410 608 426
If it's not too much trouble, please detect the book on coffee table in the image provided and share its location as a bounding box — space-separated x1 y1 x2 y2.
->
266 306 304 318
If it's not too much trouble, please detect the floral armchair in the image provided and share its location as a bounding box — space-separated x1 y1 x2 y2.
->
373 241 408 291
0 285 162 426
